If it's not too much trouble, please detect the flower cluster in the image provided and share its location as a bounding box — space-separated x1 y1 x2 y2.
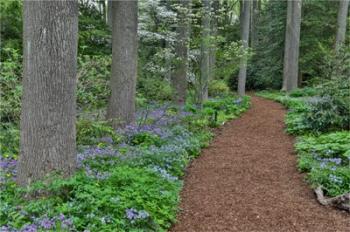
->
77 147 120 167
151 166 178 181
125 208 149 222
0 157 17 184
318 157 343 168
1 214 74 232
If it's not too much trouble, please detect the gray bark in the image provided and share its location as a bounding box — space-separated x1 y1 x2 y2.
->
335 0 349 50
107 0 112 28
172 0 191 105
209 0 219 81
106 0 138 128
284 0 302 93
282 0 292 91
250 0 259 48
199 0 211 103
237 0 251 97
18 0 79 186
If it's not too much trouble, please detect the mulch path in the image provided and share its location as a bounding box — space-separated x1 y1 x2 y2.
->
171 96 349 232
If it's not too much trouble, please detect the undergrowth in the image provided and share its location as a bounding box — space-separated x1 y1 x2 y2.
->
0 96 250 231
257 87 350 197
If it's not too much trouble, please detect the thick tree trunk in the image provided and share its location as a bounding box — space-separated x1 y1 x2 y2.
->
283 0 302 93
107 0 138 128
250 0 259 48
237 0 251 97
209 0 219 81
282 0 292 91
100 0 106 21
199 0 211 103
18 0 79 186
172 0 191 105
107 0 112 28
335 0 349 50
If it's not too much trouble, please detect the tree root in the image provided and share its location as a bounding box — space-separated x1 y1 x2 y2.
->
314 186 350 212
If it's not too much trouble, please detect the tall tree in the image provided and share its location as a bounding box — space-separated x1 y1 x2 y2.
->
282 0 302 92
17 0 79 186
172 0 191 105
199 0 211 103
209 0 219 80
107 0 138 127
335 0 349 50
107 0 112 28
281 0 293 91
237 0 251 96
250 0 259 48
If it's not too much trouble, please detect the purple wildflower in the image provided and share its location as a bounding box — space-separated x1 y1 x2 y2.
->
125 208 149 221
0 226 11 232
39 217 55 230
126 208 138 220
21 224 38 232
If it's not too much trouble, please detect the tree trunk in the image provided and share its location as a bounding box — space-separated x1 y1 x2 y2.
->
107 0 138 128
250 0 259 48
335 0 349 50
282 0 292 91
209 0 219 81
100 0 106 21
18 0 79 186
237 0 251 97
107 0 112 28
283 0 302 93
199 0 211 103
172 0 191 105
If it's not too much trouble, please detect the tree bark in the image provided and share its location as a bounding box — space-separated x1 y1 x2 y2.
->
199 0 211 103
250 0 259 48
172 0 191 105
107 0 138 128
107 0 112 28
283 0 302 93
335 0 349 50
18 0 79 186
282 0 292 91
237 0 251 97
209 0 219 81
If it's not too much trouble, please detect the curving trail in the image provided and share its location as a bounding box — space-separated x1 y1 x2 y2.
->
171 96 349 232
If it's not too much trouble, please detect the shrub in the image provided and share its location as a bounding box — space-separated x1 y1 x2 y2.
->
0 123 19 159
77 55 111 109
208 80 230 97
0 48 22 123
77 120 121 146
302 77 350 133
129 132 164 147
137 78 173 102
289 87 317 97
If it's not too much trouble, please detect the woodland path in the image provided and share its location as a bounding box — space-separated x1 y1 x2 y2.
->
171 96 349 232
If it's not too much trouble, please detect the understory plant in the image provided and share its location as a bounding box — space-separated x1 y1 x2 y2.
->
0 95 250 231
257 87 350 198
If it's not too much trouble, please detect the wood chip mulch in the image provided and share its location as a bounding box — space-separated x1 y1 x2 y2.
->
170 96 349 232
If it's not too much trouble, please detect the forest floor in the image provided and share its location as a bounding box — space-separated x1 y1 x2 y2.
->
170 96 349 232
